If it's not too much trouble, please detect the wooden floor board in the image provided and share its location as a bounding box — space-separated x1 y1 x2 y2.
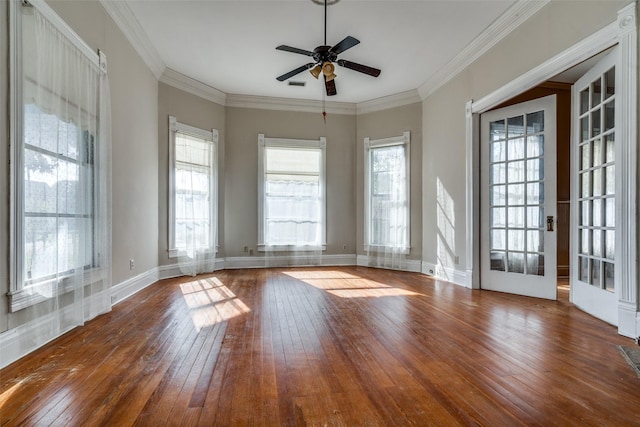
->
1 267 640 426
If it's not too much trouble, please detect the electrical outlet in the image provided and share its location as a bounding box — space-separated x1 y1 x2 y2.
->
243 246 249 253
454 255 460 265
129 259 135 270
249 249 254 256
342 244 347 250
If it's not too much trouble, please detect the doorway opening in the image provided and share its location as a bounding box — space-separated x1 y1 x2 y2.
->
480 47 614 302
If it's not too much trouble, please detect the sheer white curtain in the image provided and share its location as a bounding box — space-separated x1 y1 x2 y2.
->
173 130 218 276
365 134 410 270
260 138 324 267
16 4 112 334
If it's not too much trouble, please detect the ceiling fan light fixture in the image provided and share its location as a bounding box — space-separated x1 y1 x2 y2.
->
322 61 336 81
310 64 322 79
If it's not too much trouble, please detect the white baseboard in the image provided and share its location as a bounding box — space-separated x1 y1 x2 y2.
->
157 258 226 280
110 268 160 306
618 301 639 339
0 308 73 369
224 254 357 269
157 263 182 280
0 291 111 370
356 255 422 273
421 261 470 288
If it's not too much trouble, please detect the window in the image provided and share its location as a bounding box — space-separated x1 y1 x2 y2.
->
168 116 218 258
9 1 111 313
364 132 410 252
258 134 326 251
23 106 96 286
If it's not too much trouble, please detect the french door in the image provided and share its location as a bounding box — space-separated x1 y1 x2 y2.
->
571 49 618 325
480 95 557 300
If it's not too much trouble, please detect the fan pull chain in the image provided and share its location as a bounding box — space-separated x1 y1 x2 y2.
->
322 79 327 123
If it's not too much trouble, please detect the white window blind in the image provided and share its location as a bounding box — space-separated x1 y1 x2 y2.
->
258 134 326 250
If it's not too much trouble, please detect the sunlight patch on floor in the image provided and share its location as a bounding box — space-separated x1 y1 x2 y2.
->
180 277 250 331
282 270 422 298
0 381 23 411
282 270 361 280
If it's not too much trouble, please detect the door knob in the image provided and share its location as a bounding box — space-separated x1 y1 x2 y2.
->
546 216 554 232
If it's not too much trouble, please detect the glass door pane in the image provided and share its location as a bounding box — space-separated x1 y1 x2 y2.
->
489 111 546 276
577 67 615 292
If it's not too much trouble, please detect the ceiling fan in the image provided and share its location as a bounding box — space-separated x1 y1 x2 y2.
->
275 0 381 96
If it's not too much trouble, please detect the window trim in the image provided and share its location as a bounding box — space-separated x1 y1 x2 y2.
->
363 131 411 253
9 0 23 306
8 0 108 312
168 115 218 258
257 133 327 252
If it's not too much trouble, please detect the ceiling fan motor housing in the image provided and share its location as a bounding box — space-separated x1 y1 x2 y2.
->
312 46 338 64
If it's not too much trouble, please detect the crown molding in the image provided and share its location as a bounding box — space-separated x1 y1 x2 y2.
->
417 0 550 100
160 73 418 114
226 94 357 115
160 68 227 106
356 90 421 115
224 90 420 115
99 0 165 79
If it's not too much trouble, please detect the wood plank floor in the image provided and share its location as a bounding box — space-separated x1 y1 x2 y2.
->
1 267 639 426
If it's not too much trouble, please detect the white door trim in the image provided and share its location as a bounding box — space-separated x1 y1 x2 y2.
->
465 3 637 337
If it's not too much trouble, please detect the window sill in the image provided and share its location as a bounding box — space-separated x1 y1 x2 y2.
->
258 244 327 253
8 268 107 313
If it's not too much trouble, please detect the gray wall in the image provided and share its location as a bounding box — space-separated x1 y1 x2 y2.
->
421 0 629 271
225 108 357 257
356 103 423 260
157 83 226 264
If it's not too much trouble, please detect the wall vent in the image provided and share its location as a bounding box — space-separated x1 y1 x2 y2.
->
288 81 306 87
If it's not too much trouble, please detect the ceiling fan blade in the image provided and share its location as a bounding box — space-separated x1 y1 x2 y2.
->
276 45 315 57
337 59 381 77
325 76 337 96
329 36 360 55
276 63 315 82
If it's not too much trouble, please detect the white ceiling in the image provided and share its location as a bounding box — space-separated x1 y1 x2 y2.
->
124 0 519 104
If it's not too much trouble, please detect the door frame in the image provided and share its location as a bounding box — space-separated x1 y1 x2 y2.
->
465 3 637 337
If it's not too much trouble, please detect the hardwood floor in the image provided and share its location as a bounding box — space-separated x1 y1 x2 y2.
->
1 267 639 426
